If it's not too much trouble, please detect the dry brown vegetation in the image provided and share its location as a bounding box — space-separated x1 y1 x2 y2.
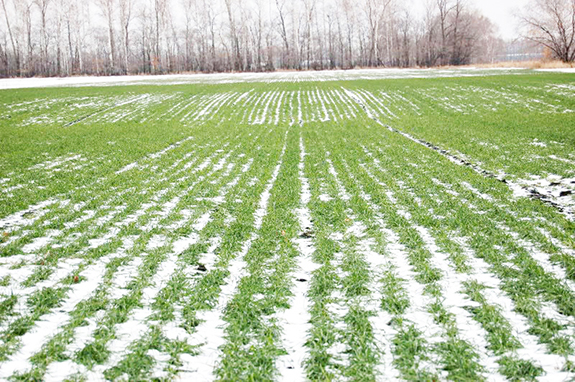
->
440 60 575 69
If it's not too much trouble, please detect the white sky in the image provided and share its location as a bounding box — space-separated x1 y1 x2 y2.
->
407 0 528 40
469 0 529 40
92 0 530 43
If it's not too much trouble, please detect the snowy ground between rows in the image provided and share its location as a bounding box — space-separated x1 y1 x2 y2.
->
0 67 529 90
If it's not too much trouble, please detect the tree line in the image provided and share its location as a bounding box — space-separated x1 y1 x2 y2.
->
0 0 529 77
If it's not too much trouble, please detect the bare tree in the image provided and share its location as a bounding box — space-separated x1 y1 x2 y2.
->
419 0 440 66
96 0 116 72
119 0 133 73
520 0 575 62
191 0 218 71
0 0 506 78
340 0 356 67
449 0 464 65
64 0 77 74
361 0 395 66
249 0 264 71
151 0 170 72
0 37 7 76
15 0 35 75
395 7 413 67
224 0 242 70
54 0 65 75
2 0 21 75
181 0 194 70
275 0 290 67
436 0 455 65
302 0 315 69
34 0 51 75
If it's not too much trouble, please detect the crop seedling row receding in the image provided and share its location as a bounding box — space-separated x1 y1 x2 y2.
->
0 71 574 381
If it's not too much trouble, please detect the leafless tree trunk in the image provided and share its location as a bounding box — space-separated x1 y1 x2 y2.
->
119 0 133 73
224 0 242 71
303 0 314 69
152 0 169 73
436 0 454 65
422 0 439 66
2 0 21 75
275 0 290 67
55 0 63 75
0 38 7 76
96 0 116 73
182 0 194 71
19 0 34 75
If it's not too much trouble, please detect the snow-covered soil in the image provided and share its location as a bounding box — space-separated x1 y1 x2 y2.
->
1 75 574 381
0 67 527 90
535 68 575 74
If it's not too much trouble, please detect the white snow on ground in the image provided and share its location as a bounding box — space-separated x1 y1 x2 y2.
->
64 210 96 229
179 238 249 380
326 156 351 201
535 68 575 73
357 236 400 380
21 229 62 253
353 89 575 221
115 162 138 174
86 258 177 379
177 131 289 380
497 223 575 293
0 85 428 128
511 175 575 221
350 168 443 378
0 68 528 90
84 208 212 381
192 237 222 275
54 240 136 361
548 155 575 166
116 136 193 174
414 225 503 379
0 260 77 311
454 237 575 381
339 164 401 379
460 181 494 201
363 154 575 379
192 212 212 231
172 231 199 257
323 240 350 375
29 154 84 171
147 234 168 250
353 226 402 376
320 161 390 377
1 237 135 380
361 162 494 378
37 148 232 381
0 256 104 378
530 139 547 147
276 136 319 381
109 257 143 301
0 199 58 233
3 68 575 382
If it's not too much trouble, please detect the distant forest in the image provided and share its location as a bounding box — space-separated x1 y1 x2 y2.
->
0 0 533 77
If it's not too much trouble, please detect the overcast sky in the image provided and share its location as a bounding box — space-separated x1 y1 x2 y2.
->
468 0 528 40
407 0 528 40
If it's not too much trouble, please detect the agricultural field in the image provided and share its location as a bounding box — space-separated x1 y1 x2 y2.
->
0 70 574 381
